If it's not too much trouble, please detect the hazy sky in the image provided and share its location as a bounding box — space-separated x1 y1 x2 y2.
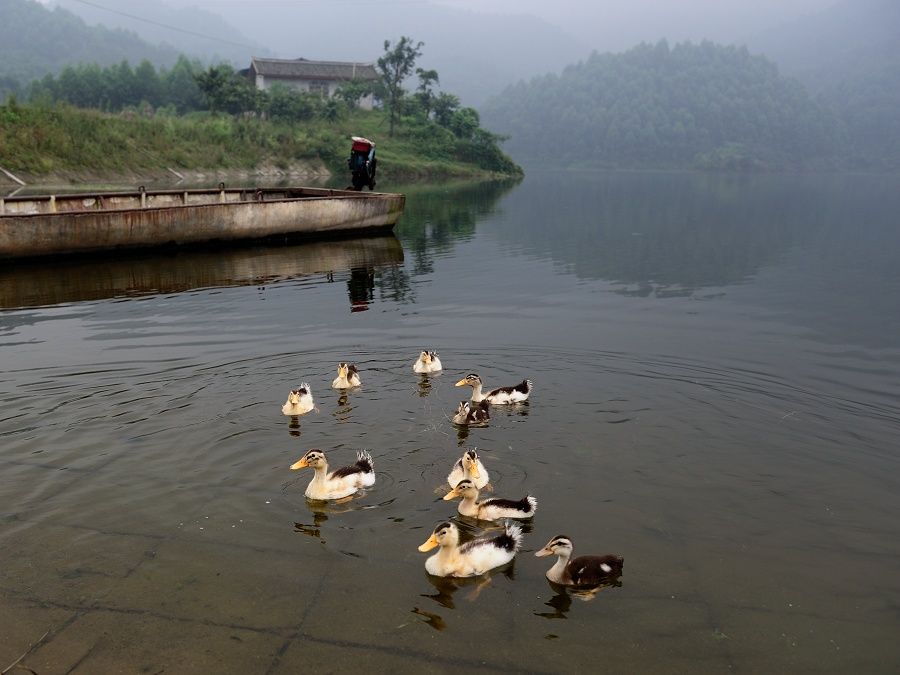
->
166 0 839 52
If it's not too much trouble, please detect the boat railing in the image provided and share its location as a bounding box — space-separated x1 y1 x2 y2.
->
0 185 360 217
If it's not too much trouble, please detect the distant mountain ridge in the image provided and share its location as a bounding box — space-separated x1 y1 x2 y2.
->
746 0 899 94
52 0 268 66
55 0 592 107
0 0 182 87
747 0 900 169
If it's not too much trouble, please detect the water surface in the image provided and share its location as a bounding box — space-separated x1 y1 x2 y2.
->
1 171 898 673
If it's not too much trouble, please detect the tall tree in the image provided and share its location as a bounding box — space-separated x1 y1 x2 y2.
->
376 36 423 137
414 67 439 119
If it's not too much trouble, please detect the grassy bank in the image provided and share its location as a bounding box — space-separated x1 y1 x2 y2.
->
0 100 522 185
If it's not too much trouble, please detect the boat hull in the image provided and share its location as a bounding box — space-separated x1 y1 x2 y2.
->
0 186 405 259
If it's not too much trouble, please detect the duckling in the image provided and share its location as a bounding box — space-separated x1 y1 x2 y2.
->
282 383 314 416
456 373 532 404
447 449 489 490
331 362 361 389
534 535 624 587
444 479 536 521
290 449 375 500
418 520 522 577
413 350 443 374
452 399 490 425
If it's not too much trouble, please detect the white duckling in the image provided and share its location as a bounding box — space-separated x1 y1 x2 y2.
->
413 350 443 374
444 479 537 521
290 449 375 500
331 362 361 389
534 535 624 587
282 383 314 416
452 399 490 425
418 520 522 577
447 449 489 490
456 373 532 404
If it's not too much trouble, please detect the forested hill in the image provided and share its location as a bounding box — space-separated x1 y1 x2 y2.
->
0 0 182 98
748 0 900 171
480 40 843 171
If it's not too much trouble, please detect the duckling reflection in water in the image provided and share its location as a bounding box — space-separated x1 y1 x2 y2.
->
420 565 515 609
411 606 447 631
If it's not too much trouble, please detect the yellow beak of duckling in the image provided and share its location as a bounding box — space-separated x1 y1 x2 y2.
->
443 487 461 501
455 378 468 387
290 457 310 470
534 546 553 558
418 534 439 552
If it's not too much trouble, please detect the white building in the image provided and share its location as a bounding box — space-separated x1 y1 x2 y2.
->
246 57 379 109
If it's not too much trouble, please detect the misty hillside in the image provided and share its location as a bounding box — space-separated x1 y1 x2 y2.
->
52 0 268 67
747 0 900 169
480 40 842 171
86 1 591 108
0 0 182 92
747 0 899 95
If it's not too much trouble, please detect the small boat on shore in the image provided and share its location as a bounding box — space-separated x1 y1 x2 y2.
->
0 185 405 259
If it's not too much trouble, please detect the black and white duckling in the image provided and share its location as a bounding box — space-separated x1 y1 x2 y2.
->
290 449 375 500
418 520 522 577
447 449 490 490
331 362 361 389
456 373 532 404
413 350 443 374
444 479 536 521
452 399 490 425
282 383 314 416
534 535 624 587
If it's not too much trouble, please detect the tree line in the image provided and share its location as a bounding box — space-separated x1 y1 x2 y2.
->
2 35 520 177
0 0 182 99
480 40 849 171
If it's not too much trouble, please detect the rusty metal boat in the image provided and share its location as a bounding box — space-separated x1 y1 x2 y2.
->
0 185 405 259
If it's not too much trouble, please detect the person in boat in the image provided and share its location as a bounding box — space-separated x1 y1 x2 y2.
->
347 136 377 191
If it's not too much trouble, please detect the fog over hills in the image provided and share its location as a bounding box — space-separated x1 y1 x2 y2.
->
50 0 591 106
47 0 845 107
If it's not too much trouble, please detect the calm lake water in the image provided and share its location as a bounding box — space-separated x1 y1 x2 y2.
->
1 171 899 673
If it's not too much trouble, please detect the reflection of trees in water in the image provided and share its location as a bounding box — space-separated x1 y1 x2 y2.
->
492 172 830 296
377 180 520 303
376 264 415 306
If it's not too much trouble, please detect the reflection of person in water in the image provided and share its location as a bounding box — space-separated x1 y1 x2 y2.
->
347 267 375 312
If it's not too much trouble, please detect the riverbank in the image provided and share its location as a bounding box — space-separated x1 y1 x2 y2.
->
0 102 523 191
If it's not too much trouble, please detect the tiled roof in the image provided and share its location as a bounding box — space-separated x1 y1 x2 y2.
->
250 58 378 80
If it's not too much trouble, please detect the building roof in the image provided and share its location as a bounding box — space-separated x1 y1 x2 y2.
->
250 58 378 81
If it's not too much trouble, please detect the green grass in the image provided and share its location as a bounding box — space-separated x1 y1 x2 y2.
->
0 101 522 180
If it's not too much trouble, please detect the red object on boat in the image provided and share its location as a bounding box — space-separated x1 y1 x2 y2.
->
351 136 375 152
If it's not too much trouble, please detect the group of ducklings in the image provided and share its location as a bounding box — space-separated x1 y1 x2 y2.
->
283 350 624 591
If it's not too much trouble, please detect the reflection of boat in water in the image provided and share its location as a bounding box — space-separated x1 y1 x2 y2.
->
0 234 404 309
0 185 405 259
